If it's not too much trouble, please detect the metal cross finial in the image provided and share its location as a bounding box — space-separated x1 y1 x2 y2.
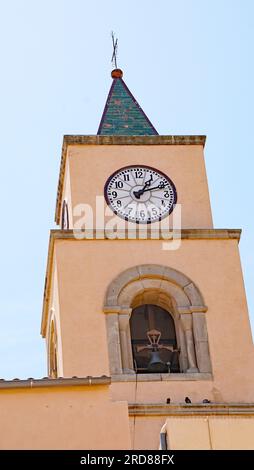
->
111 31 118 69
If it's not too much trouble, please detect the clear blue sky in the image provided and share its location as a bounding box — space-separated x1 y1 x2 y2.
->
0 0 253 378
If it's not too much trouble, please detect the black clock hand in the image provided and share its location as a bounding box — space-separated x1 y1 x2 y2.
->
133 175 153 199
134 182 167 199
142 175 153 190
142 182 167 193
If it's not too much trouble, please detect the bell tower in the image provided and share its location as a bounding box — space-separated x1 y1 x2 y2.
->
41 68 254 449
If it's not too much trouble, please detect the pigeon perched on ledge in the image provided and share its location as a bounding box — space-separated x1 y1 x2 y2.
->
185 397 192 403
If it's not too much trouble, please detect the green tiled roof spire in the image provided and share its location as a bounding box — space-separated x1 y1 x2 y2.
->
98 69 158 135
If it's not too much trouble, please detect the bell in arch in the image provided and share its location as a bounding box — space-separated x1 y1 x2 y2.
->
137 329 170 373
147 350 168 373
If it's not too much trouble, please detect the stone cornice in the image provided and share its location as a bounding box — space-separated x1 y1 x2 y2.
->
55 134 206 224
0 376 111 391
62 135 206 146
49 228 241 241
41 228 241 337
128 403 254 416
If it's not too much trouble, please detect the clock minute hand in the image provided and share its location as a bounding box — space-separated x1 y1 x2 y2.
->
144 182 166 192
134 182 166 198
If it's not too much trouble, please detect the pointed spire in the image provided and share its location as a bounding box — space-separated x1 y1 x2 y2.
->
97 69 158 136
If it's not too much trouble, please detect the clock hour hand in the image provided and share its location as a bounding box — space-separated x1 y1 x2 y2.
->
134 181 166 199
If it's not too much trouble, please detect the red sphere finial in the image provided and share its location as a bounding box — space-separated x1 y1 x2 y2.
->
111 69 123 79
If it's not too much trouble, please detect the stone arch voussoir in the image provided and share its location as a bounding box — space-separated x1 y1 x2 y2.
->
104 264 205 310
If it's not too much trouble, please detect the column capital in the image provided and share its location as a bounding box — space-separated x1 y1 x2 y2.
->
119 307 132 316
103 306 121 314
189 305 208 313
103 306 132 316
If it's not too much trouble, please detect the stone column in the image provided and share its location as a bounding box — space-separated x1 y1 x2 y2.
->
180 314 198 372
192 312 212 373
105 313 122 375
119 314 135 374
178 324 188 372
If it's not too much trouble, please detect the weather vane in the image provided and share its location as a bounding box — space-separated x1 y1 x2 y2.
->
111 31 118 69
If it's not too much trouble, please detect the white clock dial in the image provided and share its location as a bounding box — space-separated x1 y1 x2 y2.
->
104 165 177 224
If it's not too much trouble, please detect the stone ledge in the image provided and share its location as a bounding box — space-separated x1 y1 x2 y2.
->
128 403 254 416
63 135 206 146
111 373 212 382
50 228 242 241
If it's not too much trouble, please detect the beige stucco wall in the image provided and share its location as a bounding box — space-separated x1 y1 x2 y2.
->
62 144 213 229
51 236 254 403
129 415 165 450
0 385 131 450
129 415 254 450
164 417 254 450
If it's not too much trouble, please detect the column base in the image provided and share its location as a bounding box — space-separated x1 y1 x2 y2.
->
187 367 199 373
123 368 136 374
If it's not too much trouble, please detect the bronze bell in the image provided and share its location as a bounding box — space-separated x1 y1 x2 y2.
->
147 350 168 373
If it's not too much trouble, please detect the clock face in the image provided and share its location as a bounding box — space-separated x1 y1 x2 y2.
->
104 165 177 224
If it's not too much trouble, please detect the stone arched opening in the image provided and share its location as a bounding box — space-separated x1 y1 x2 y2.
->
49 319 58 378
104 265 212 376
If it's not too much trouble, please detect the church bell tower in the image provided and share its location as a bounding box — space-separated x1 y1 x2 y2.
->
41 67 254 450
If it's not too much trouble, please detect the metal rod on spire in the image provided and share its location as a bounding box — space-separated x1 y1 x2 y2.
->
111 31 118 69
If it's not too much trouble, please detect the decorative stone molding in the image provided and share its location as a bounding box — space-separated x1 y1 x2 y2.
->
128 402 254 416
104 264 212 377
112 373 212 382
